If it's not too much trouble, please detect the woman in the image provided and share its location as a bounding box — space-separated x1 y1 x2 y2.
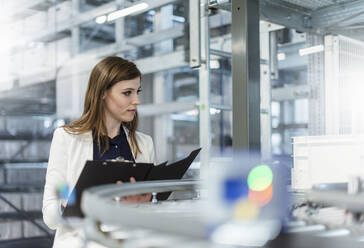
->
42 56 155 247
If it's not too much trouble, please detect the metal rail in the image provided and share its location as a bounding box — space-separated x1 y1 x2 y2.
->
0 194 51 236
81 180 205 246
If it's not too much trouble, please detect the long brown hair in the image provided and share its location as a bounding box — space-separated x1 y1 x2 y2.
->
63 56 142 158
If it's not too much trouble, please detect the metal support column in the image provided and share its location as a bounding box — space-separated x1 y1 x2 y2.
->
199 0 211 176
71 0 80 56
115 0 125 53
153 5 174 162
260 24 272 160
231 0 261 152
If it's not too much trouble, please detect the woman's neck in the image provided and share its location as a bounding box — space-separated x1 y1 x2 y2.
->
105 119 121 139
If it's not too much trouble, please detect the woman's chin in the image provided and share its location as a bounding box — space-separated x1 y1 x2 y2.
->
120 116 134 123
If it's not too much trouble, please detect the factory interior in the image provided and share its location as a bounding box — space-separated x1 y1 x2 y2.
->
2 0 364 247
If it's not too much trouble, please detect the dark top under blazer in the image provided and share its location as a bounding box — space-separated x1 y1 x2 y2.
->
93 127 135 162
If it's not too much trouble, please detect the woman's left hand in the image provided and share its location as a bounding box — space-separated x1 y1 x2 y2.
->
116 177 152 203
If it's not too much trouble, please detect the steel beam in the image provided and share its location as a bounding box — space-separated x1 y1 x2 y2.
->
260 25 271 160
189 0 201 68
153 5 174 162
272 85 311 102
199 0 211 176
209 10 231 28
231 0 260 152
312 0 364 32
134 51 187 75
5 0 45 20
260 0 312 32
9 0 179 46
113 0 125 54
210 49 231 58
126 25 184 47
71 0 80 56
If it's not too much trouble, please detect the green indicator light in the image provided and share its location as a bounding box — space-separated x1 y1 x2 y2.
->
247 165 273 191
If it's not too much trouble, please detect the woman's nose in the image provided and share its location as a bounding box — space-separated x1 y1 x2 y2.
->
132 94 140 105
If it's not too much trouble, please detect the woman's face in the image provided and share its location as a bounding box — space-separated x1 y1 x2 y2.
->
103 77 141 123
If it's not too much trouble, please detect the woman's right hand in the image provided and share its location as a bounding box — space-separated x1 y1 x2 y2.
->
61 199 67 208
116 177 152 203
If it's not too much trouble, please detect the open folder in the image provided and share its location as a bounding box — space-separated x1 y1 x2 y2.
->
62 148 201 217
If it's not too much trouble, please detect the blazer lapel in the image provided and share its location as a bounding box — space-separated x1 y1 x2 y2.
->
85 132 93 160
122 125 136 161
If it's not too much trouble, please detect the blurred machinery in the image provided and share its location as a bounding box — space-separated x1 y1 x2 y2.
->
55 158 364 248
59 154 289 247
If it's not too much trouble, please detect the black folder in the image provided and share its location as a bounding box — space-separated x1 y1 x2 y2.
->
62 148 201 217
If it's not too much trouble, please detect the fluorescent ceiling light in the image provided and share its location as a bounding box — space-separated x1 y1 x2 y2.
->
299 45 324 56
210 60 220 69
210 108 221 115
107 3 149 22
172 15 185 23
277 53 286 61
186 109 199 116
96 15 107 24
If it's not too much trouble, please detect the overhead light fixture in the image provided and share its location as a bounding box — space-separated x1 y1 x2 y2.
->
210 60 220 69
210 108 221 115
107 3 149 22
277 53 286 61
96 15 107 24
172 15 185 23
186 109 199 116
299 45 324 56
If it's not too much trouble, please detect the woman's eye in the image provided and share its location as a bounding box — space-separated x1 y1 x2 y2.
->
123 91 132 96
137 89 142 95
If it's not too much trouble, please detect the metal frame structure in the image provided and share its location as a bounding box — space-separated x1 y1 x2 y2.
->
261 0 364 36
79 179 364 247
231 0 260 152
260 22 284 160
307 34 325 136
5 0 364 241
198 0 211 175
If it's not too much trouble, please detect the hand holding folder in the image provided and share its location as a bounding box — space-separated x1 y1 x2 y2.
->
116 177 152 203
63 148 201 217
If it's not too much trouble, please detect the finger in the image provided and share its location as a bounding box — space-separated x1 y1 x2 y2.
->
124 195 137 202
130 177 136 183
139 197 147 203
125 196 138 204
144 194 152 202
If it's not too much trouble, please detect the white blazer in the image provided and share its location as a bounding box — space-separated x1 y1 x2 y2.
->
42 127 155 247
